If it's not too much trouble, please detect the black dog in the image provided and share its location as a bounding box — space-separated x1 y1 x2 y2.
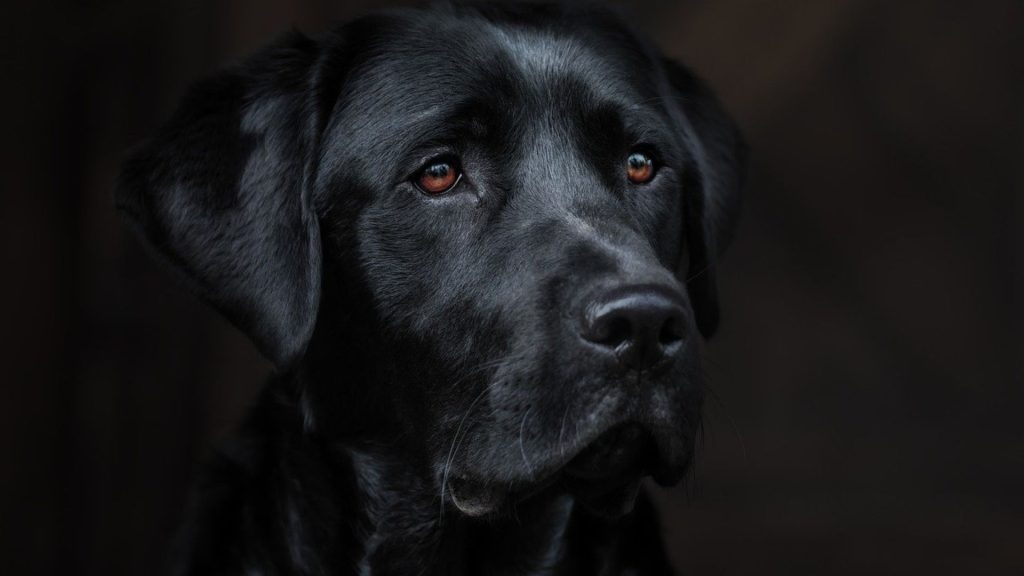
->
117 3 745 574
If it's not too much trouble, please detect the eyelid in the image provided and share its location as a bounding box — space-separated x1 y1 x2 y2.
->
415 155 460 177
630 143 660 162
402 149 460 182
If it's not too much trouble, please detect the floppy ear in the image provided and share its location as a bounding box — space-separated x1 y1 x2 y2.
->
116 32 333 368
663 60 748 339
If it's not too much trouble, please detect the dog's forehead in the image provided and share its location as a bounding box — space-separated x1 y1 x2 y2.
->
328 13 660 144
488 25 615 85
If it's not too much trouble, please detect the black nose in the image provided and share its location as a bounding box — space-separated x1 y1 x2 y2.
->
581 286 687 371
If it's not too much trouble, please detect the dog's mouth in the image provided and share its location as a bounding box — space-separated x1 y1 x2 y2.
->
448 423 685 518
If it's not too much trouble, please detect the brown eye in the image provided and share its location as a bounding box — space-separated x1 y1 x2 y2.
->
416 160 461 194
626 151 655 184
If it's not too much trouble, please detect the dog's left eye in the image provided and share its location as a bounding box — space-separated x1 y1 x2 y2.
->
626 151 655 184
415 159 462 195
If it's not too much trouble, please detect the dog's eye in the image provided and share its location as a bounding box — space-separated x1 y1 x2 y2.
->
415 159 462 195
626 151 655 184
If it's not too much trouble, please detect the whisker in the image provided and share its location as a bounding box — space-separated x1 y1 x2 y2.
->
702 367 748 464
557 404 571 461
685 263 711 284
518 406 535 479
438 381 493 526
437 350 537 526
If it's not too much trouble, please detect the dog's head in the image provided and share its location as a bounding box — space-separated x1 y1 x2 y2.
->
117 4 745 518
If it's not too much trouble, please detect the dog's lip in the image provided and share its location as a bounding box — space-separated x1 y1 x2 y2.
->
448 469 563 517
447 477 507 517
448 422 689 516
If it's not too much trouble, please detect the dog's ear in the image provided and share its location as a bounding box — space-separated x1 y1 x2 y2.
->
117 32 338 368
662 60 747 339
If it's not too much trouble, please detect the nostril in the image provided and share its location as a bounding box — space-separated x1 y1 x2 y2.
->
659 316 684 346
595 315 632 348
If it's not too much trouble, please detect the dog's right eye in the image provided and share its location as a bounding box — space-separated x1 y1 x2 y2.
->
415 159 462 195
626 151 656 185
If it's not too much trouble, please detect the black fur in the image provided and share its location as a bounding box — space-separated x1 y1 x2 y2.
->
117 3 746 575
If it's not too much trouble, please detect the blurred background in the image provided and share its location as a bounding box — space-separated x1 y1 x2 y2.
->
2 0 1022 574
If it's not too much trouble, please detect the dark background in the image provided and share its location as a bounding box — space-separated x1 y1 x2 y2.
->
2 1 1022 574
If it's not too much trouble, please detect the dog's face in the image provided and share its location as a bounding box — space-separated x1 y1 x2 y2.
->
118 4 744 517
